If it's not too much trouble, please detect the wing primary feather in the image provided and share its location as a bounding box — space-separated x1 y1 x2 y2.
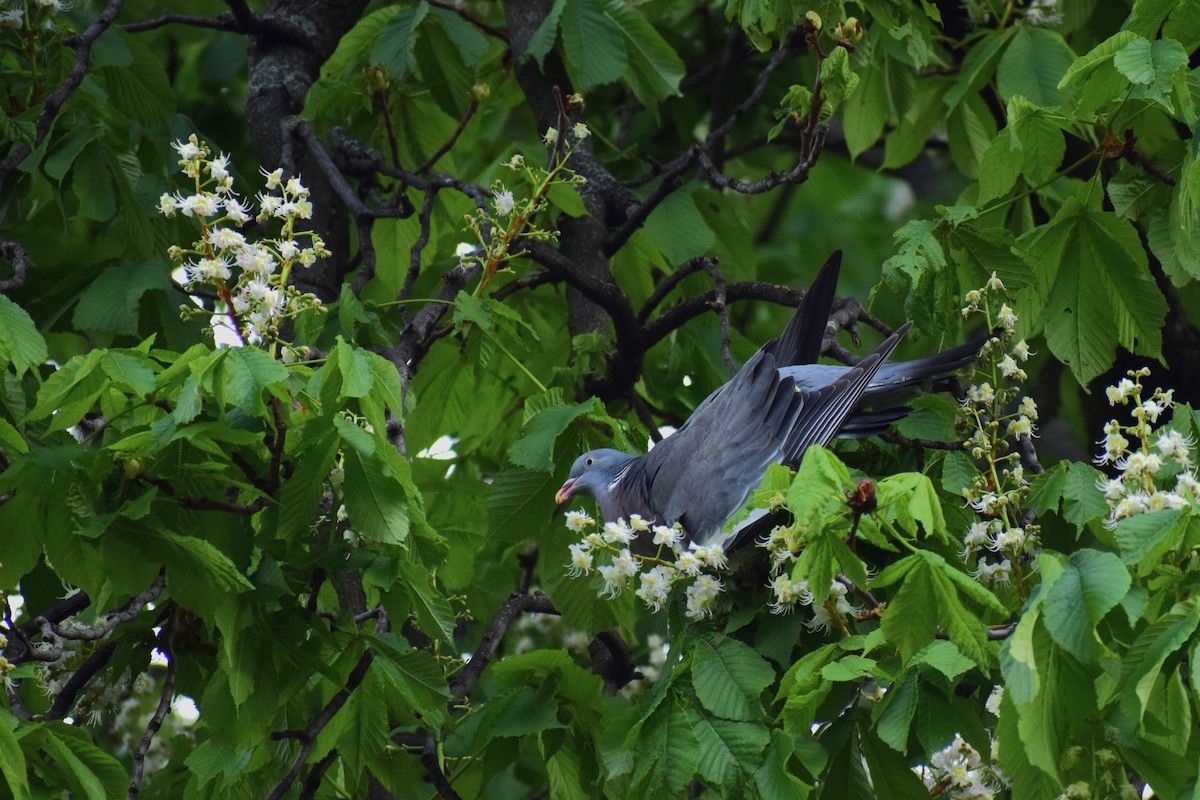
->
763 251 840 367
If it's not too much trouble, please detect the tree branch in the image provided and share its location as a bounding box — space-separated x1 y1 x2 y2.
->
0 0 126 193
128 614 177 799
448 590 558 698
266 649 376 800
0 238 31 293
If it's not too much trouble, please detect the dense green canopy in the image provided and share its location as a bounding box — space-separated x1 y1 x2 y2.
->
2 0 1200 797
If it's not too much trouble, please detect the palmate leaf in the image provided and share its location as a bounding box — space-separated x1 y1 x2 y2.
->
605 0 684 107
690 710 770 785
1040 549 1131 661
1024 197 1166 384
1000 619 1097 782
0 712 29 800
996 27 1074 108
873 550 1005 666
1115 598 1200 739
691 631 775 721
629 702 701 794
560 0 627 89
0 295 47 376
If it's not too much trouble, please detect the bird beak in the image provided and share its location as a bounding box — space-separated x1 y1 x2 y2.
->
554 479 575 507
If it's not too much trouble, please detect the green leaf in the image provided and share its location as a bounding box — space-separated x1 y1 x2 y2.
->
977 129 1022 204
786 444 852 520
996 27 1074 108
1058 30 1138 89
73 260 169 336
154 530 254 610
0 295 47 376
24 725 126 800
691 631 775 721
488 679 566 737
559 0 627 89
546 182 588 217
819 46 859 109
344 447 410 547
1025 197 1166 384
489 467 555 543
523 0 566 66
1114 509 1184 573
605 0 685 105
944 27 1016 111
399 561 457 648
1059 461 1108 528
1007 96 1066 184
911 640 976 683
101 351 156 397
371 2 430 79
1113 37 1189 114
876 472 946 540
629 702 701 793
339 665 389 777
1041 549 1131 661
874 550 1003 665
220 346 289 415
1117 599 1200 737
844 58 888 159
691 713 770 784
336 338 375 398
508 398 597 472
0 714 29 800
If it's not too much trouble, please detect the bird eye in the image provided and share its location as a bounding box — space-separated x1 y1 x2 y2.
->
584 456 595 467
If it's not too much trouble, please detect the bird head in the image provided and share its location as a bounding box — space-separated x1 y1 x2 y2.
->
555 448 632 506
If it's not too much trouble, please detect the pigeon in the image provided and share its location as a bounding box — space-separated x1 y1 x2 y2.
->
555 252 981 548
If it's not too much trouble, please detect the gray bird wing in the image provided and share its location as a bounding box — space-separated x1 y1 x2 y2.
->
637 324 912 543
636 349 803 540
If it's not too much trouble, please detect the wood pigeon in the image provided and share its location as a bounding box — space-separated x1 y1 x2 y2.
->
555 252 982 549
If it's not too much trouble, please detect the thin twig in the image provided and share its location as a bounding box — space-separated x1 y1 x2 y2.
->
416 100 479 174
428 0 508 41
299 750 339 800
44 572 165 643
128 613 177 799
266 650 376 800
490 270 560 301
422 731 463 800
637 256 716 322
45 641 118 720
0 0 127 192
400 191 438 310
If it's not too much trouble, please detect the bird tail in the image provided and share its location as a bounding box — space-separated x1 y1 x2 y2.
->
863 331 988 407
765 251 840 367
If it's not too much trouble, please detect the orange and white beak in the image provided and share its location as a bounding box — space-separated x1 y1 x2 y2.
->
555 478 576 506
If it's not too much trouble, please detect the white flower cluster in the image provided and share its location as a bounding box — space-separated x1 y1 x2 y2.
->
1095 368 1197 528
461 117 590 292
960 275 1040 589
159 134 329 346
564 511 727 619
1 0 70 31
1024 0 1063 27
916 733 1008 799
757 523 862 633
